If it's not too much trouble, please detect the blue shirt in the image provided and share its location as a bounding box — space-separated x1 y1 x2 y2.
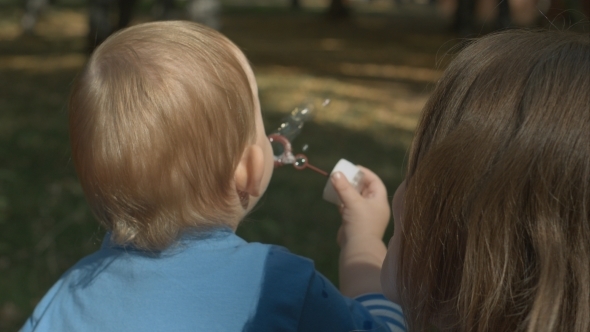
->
22 228 405 331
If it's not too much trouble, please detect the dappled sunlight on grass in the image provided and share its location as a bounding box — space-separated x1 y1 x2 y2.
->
0 54 86 71
338 62 442 83
0 8 87 41
256 68 427 146
0 24 20 42
256 67 425 148
27 9 88 39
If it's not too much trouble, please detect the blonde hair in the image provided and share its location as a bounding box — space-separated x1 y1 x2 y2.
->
397 30 590 332
69 21 256 251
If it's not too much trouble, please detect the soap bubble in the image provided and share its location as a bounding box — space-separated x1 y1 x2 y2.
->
270 99 330 166
274 104 314 142
272 99 330 143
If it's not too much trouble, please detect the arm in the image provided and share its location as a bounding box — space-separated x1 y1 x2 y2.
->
331 166 391 298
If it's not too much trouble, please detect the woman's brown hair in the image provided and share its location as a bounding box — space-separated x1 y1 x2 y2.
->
397 30 590 331
69 21 256 251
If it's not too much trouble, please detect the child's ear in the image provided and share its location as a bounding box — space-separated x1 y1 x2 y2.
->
234 144 265 197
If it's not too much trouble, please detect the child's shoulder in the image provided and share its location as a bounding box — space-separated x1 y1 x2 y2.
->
247 245 404 332
259 244 316 280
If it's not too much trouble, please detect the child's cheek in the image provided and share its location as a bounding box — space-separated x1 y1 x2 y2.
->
391 180 406 224
381 241 400 304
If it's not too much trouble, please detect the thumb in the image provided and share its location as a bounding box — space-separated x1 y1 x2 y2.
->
331 172 360 205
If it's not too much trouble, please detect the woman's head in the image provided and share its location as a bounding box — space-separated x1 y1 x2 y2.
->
69 21 261 251
384 30 590 331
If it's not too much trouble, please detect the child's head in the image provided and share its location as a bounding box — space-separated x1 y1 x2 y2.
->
69 21 273 251
383 30 590 331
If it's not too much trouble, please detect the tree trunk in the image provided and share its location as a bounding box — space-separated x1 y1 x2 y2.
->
327 0 350 19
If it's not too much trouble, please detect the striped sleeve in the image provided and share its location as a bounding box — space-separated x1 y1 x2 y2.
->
355 293 407 332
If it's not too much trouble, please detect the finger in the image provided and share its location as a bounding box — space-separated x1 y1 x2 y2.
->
356 166 387 196
331 171 361 205
356 166 384 187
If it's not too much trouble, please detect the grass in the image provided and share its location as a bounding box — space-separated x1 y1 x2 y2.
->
0 1 458 330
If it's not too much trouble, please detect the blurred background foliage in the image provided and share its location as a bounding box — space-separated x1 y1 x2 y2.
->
0 0 588 330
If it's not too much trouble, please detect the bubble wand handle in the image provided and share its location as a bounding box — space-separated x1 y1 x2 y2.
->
294 154 329 177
